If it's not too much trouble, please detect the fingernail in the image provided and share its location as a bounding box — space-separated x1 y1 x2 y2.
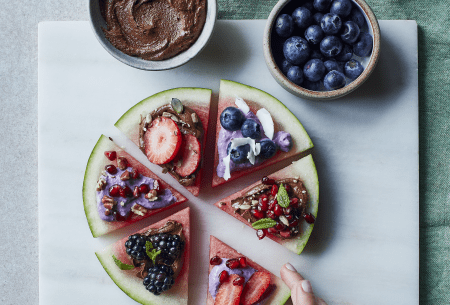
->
301 280 313 293
285 263 297 272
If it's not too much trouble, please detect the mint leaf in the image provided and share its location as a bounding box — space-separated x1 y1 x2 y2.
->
148 249 161 264
277 183 290 208
252 218 277 229
112 255 135 270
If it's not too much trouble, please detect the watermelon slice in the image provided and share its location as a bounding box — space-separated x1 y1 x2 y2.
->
213 79 314 187
207 236 291 305
214 155 319 254
96 207 190 305
115 87 212 196
83 135 187 237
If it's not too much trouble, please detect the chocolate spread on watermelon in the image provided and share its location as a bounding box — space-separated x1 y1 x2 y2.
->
99 0 207 61
139 104 203 186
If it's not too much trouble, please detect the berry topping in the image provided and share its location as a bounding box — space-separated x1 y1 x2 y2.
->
250 209 264 220
109 184 121 197
225 258 240 270
143 117 182 165
139 184 150 194
215 274 243 305
219 270 229 283
143 264 175 295
266 210 277 220
174 134 201 177
120 185 133 198
241 119 261 139
239 257 247 268
303 213 316 224
104 151 117 161
258 196 269 211
262 176 276 185
274 204 283 217
229 144 251 164
148 233 184 264
130 168 139 179
105 164 118 175
259 139 277 159
125 234 148 261
280 230 292 238
270 184 278 196
133 186 141 198
257 229 267 240
153 180 163 195
220 107 245 131
233 276 245 286
240 272 271 305
210 256 222 266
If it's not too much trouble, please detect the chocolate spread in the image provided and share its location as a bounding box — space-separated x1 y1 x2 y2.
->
100 0 207 61
139 104 204 186
133 220 185 279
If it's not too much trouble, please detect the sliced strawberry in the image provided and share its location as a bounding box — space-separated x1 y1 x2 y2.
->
144 117 182 165
174 134 201 177
214 274 243 305
240 272 271 305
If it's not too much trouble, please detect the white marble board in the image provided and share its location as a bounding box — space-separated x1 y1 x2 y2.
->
38 20 418 305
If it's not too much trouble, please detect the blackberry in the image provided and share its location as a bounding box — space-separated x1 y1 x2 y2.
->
124 234 148 261
149 233 184 263
143 264 175 295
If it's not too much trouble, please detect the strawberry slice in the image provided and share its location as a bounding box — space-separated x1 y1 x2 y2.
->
240 272 271 305
214 274 243 305
144 117 182 165
174 134 201 177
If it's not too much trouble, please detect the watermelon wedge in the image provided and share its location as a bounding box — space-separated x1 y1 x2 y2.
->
115 88 212 196
214 155 319 254
213 79 314 187
83 135 187 237
207 236 291 305
96 207 190 305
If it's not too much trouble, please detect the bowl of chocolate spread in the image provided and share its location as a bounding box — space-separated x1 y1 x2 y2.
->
89 0 217 70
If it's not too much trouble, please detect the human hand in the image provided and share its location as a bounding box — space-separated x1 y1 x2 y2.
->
280 263 327 305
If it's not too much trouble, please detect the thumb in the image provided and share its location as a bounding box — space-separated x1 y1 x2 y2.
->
280 263 317 305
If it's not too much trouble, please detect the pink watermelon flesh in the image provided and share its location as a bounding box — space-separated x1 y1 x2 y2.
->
213 155 319 255
114 88 212 197
207 236 290 305
96 207 190 305
212 80 313 188
83 135 188 238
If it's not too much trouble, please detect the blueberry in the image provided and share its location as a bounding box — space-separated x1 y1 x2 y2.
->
259 139 277 159
312 12 324 25
349 7 366 29
323 70 346 90
330 0 352 18
241 119 261 139
302 2 315 12
292 7 312 29
310 49 325 60
220 107 245 131
320 35 343 57
229 144 250 164
281 59 293 74
335 43 353 61
275 14 294 38
324 59 344 73
302 79 322 91
283 36 311 65
286 65 304 85
344 59 364 80
304 25 324 45
353 32 373 57
341 21 360 44
313 0 332 12
320 13 342 35
303 59 326 82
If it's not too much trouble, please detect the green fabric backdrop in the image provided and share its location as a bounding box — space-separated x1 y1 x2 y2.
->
216 0 450 304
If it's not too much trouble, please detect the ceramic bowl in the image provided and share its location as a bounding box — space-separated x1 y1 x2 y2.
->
88 0 217 71
263 0 380 100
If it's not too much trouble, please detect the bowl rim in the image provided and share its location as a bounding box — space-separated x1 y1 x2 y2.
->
263 0 381 100
88 0 217 71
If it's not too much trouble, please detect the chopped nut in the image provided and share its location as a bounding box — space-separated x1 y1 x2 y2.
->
170 115 179 122
219 202 226 206
145 189 158 201
117 157 128 170
120 201 125 207
101 195 117 206
302 190 307 194
104 209 111 216
145 113 152 124
120 170 131 181
162 167 169 174
103 202 114 210
279 215 289 226
247 219 251 222
232 202 240 209
162 112 172 118
131 204 148 216
240 204 251 210
251 200 259 206
293 179 298 183
96 178 107 191
191 112 198 123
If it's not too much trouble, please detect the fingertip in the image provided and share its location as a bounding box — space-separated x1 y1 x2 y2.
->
280 263 305 289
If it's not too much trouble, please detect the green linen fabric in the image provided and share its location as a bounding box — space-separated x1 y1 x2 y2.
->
217 0 450 304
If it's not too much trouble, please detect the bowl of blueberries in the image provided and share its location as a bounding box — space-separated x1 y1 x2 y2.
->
263 0 380 100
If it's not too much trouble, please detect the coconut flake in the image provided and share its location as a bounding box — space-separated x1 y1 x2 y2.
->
256 108 274 140
235 97 250 115
223 154 231 180
229 137 261 165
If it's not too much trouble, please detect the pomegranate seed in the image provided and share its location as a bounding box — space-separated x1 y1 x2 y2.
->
289 219 300 227
130 168 139 179
109 184 121 197
303 213 316 224
233 276 245 286
113 211 130 221
219 270 229 283
262 176 276 185
274 221 286 231
280 230 291 238
105 165 118 175
153 179 163 194
268 199 278 211
258 198 269 211
133 186 140 198
266 210 277 219
290 197 299 208
267 227 277 234
139 184 150 194
239 257 247 268
257 229 267 240
285 214 294 221
226 259 240 269
283 207 292 215
210 256 222 265
251 209 264 220
104 151 117 161
284 184 290 193
274 204 283 217
120 185 133 198
271 184 278 196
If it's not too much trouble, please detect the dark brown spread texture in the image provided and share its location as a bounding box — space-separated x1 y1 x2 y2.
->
100 0 207 60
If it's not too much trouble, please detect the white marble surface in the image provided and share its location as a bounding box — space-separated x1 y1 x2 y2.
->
38 20 418 304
